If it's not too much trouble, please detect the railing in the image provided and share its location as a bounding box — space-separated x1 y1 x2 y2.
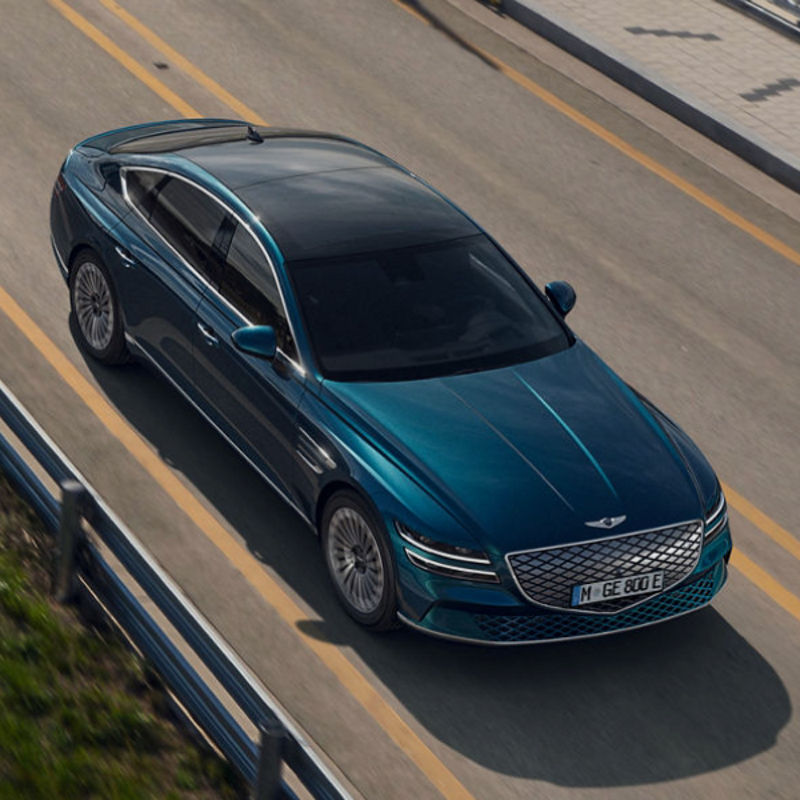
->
0 378 350 800
761 0 800 19
718 0 800 36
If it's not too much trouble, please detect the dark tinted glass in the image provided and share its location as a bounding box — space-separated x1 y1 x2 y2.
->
148 177 226 284
289 235 569 381
222 225 297 359
125 169 166 219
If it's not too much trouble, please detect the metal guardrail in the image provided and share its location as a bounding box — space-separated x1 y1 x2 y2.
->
761 0 800 20
718 0 800 37
0 379 351 800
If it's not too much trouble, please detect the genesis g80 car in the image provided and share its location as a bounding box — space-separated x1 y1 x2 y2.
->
50 119 732 643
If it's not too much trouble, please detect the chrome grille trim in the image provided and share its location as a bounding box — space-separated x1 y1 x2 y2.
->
505 519 704 615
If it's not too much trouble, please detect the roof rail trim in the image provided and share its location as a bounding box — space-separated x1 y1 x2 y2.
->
105 120 367 155
78 118 245 152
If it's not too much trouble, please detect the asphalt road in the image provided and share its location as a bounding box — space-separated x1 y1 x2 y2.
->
1 0 799 797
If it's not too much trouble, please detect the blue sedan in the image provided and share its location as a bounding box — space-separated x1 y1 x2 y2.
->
50 119 732 643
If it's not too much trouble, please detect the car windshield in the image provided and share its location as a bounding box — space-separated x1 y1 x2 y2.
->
288 234 570 381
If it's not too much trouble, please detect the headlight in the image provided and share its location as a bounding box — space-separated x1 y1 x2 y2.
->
395 522 491 563
704 488 728 543
396 522 500 583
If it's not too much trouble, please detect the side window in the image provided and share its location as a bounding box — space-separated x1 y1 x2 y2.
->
125 169 166 219
148 177 227 285
221 224 297 360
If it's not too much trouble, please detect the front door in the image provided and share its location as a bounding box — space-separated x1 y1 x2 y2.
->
192 220 306 500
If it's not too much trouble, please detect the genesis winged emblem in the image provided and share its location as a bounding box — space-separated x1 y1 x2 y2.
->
585 515 627 529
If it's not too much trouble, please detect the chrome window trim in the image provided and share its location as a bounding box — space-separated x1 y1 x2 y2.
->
504 519 704 616
395 523 492 565
125 333 314 529
120 165 305 377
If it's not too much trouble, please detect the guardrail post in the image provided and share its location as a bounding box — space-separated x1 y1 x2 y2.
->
254 720 286 800
53 479 85 603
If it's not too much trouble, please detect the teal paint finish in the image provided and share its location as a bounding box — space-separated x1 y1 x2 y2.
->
513 372 618 499
51 118 731 643
231 325 277 360
324 342 703 553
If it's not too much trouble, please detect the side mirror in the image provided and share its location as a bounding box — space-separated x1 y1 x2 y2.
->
231 325 277 359
545 281 576 317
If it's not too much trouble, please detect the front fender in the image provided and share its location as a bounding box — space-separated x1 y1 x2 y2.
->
294 387 482 550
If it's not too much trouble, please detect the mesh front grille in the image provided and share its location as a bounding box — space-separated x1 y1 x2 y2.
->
475 572 715 642
506 520 703 613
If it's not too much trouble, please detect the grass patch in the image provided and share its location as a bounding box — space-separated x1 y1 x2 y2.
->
0 474 247 799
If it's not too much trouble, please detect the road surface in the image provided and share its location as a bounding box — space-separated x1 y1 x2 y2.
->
0 0 798 797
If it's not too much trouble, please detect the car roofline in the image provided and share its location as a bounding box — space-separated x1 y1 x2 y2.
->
76 117 370 156
77 118 243 152
108 122 369 155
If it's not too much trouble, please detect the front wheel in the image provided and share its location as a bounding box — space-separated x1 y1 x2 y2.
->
321 491 398 631
69 249 128 364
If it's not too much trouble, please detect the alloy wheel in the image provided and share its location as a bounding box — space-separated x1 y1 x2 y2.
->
73 260 115 351
326 506 386 615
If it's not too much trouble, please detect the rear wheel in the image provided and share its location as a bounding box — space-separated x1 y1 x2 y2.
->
321 491 398 631
69 249 128 364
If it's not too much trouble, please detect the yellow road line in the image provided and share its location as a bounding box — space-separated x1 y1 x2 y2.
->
389 0 800 270
0 291 477 800
387 1 800 571
723 482 800 563
42 2 474 795
94 0 800 568
391 0 429 23
97 0 268 125
47 0 198 117
30 0 800 790
730 549 800 623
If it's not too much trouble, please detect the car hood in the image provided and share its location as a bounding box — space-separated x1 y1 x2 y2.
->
322 342 704 554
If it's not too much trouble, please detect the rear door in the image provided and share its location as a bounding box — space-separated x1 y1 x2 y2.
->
115 169 227 396
193 220 307 500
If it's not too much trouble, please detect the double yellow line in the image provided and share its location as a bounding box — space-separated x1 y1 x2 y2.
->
88 0 800 615
389 0 800 268
388 0 800 624
7 0 799 797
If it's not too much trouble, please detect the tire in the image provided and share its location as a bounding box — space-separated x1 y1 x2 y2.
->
69 249 128 365
321 490 398 631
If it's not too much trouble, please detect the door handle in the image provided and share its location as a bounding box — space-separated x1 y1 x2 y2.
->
197 322 219 346
115 245 136 268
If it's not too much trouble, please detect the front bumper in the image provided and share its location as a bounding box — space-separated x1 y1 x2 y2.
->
397 528 732 645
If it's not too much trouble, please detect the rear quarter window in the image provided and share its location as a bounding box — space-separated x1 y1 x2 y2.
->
124 169 166 219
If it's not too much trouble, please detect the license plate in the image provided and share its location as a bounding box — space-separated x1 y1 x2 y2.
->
571 570 665 607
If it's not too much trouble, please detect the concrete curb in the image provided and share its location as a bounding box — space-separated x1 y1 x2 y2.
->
496 0 800 193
